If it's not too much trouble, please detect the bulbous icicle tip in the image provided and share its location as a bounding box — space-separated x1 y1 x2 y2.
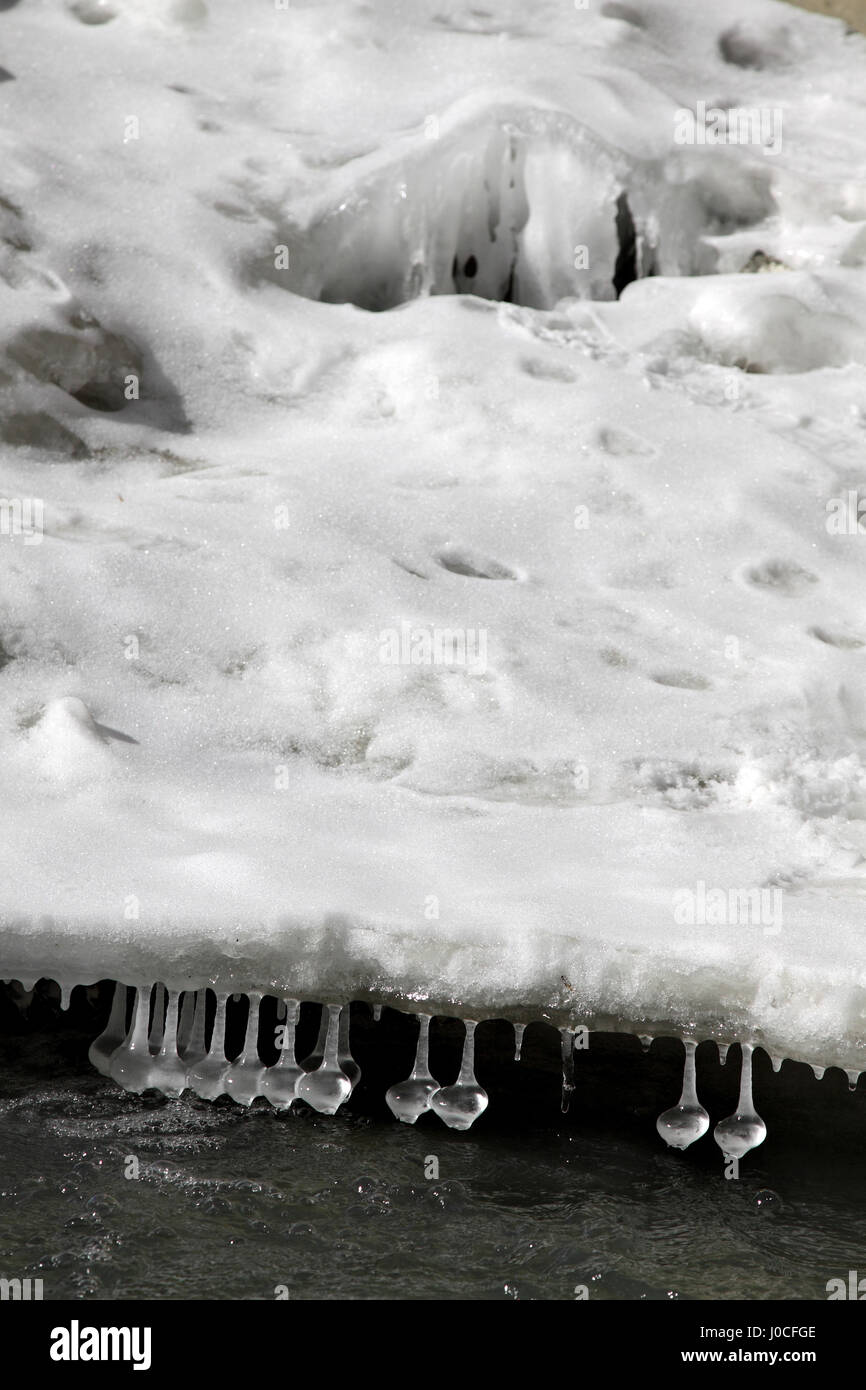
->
295 1005 352 1115
656 1039 709 1151
386 1014 439 1124
430 1020 488 1131
713 1043 767 1160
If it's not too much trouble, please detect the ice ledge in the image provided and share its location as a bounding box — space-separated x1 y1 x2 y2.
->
3 892 864 1076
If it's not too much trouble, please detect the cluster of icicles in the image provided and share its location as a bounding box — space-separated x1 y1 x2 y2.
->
654 1037 765 1161
85 985 820 1155
89 984 488 1131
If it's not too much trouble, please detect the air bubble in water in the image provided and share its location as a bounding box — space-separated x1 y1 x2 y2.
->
261 998 302 1110
187 992 230 1100
513 1022 525 1061
656 1038 709 1150
296 1004 352 1115
713 1043 766 1159
386 1014 439 1123
88 982 129 1077
224 993 265 1105
431 1020 488 1130
755 1188 782 1214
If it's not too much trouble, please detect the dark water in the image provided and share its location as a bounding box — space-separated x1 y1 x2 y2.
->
1 1013 865 1302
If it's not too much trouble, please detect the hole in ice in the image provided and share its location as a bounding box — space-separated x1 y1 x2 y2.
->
717 21 799 70
7 325 142 414
809 626 865 650
740 249 788 275
599 646 630 668
435 544 521 580
600 1 644 25
613 192 639 298
595 425 656 457
650 670 711 691
632 759 733 809
68 0 117 20
519 355 579 383
391 557 429 579
741 559 819 595
0 412 89 458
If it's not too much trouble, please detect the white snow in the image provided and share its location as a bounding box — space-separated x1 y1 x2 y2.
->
2 0 866 1072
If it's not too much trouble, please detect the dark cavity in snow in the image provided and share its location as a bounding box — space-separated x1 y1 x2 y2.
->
250 109 743 312
250 106 772 312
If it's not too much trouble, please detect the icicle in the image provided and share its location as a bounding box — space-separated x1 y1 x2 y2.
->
59 982 73 1012
638 1034 653 1053
300 1004 330 1072
560 1029 575 1114
431 1020 488 1130
846 1069 860 1092
296 1004 352 1115
187 991 230 1100
812 1064 825 1081
224 993 266 1106
10 983 34 1016
770 1054 784 1074
713 1043 766 1159
261 998 302 1110
386 1014 439 1123
148 982 167 1049
372 1003 382 1022
513 1022 525 1061
109 984 156 1093
148 989 187 1097
176 990 195 1055
88 982 129 1077
338 1005 361 1093
656 1039 709 1150
180 989 208 1066
717 1042 730 1065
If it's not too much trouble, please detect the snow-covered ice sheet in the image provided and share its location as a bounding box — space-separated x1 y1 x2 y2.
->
2 0 866 1071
